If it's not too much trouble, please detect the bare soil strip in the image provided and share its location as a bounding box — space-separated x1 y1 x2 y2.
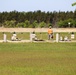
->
0 28 76 32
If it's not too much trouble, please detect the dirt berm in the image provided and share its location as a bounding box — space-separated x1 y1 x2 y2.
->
0 28 76 32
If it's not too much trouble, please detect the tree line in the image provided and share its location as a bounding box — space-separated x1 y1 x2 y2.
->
0 10 76 28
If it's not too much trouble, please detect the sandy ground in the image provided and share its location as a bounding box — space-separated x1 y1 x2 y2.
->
0 28 76 32
0 39 76 43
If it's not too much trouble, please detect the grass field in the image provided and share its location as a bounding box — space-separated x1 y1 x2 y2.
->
0 32 76 40
0 42 76 75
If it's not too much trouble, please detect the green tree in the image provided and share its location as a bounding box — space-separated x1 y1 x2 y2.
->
39 21 46 28
16 22 25 28
3 20 16 27
72 2 76 6
24 20 30 28
32 20 38 28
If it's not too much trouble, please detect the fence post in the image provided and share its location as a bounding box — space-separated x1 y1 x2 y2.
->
56 33 59 42
3 33 7 42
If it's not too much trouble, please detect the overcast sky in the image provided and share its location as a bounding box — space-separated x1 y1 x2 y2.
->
0 0 76 12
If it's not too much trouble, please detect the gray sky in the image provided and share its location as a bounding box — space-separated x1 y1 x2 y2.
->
0 0 76 12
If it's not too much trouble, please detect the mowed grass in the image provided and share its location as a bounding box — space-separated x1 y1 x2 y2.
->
0 32 76 40
0 42 76 75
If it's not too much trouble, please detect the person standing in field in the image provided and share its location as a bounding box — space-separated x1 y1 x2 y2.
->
48 26 53 40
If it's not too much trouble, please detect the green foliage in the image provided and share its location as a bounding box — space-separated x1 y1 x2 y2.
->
0 10 76 28
24 20 30 28
3 20 16 27
57 19 76 28
57 20 64 27
16 22 25 28
32 20 38 28
39 21 46 28
72 2 76 6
